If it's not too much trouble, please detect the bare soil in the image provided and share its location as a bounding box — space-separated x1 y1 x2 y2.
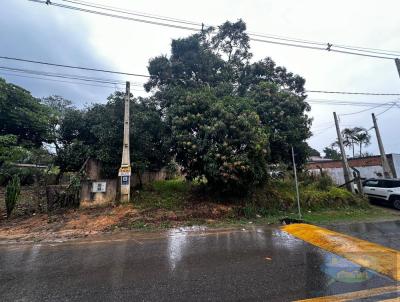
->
0 202 235 243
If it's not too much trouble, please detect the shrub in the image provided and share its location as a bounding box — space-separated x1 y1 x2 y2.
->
170 90 269 194
5 175 20 218
315 174 334 191
165 161 179 180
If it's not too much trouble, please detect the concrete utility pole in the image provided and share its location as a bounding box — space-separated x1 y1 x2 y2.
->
333 112 355 192
291 147 301 219
395 58 400 79
118 82 131 202
372 113 393 178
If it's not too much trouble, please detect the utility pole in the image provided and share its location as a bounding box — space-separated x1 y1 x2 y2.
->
333 112 354 193
118 82 131 202
291 147 301 219
372 113 393 178
395 58 400 79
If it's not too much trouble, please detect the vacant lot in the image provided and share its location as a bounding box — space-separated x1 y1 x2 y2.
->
1 179 399 243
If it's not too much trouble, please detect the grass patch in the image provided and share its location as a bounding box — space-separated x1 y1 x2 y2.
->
286 206 400 224
132 178 192 210
125 178 399 229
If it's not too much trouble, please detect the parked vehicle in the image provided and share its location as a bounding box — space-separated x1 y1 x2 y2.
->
362 178 400 210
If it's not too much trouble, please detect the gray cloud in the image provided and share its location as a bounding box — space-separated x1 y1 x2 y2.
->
0 1 123 106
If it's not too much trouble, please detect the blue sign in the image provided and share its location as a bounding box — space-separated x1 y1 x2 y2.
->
121 176 129 186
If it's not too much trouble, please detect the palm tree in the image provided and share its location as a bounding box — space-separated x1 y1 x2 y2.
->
341 128 356 157
340 127 371 158
353 128 371 157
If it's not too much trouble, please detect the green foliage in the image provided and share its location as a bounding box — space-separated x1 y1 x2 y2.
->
5 175 20 218
55 93 171 177
323 146 341 160
134 179 191 210
0 78 53 147
315 174 334 191
247 82 311 165
307 146 321 157
300 186 364 210
0 135 29 168
341 127 371 157
165 160 179 179
145 20 312 192
134 178 366 214
169 88 269 192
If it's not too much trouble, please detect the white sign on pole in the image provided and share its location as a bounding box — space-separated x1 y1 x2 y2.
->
118 166 132 177
92 182 107 193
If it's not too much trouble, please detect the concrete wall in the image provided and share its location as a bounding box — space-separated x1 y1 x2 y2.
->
130 169 167 187
80 179 117 208
79 170 167 207
309 165 385 185
391 154 400 178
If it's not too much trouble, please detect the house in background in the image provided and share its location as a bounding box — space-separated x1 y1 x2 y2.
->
306 153 400 185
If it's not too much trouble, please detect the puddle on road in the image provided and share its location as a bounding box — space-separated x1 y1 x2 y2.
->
163 225 392 298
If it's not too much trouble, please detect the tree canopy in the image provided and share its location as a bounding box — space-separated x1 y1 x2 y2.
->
0 78 53 147
145 20 312 190
0 19 314 193
55 92 170 177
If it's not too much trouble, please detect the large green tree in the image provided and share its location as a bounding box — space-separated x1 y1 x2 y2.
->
169 88 269 192
0 78 53 147
145 20 311 190
55 92 170 177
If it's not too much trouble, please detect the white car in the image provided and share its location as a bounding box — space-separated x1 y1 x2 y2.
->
362 178 400 210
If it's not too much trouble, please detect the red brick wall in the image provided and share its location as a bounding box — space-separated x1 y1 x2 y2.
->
307 156 381 170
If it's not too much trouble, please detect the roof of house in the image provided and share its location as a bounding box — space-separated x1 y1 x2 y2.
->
306 154 398 169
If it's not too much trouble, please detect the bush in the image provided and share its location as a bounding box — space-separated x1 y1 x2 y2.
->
315 174 334 191
5 175 20 218
165 160 179 180
246 179 367 214
170 89 269 194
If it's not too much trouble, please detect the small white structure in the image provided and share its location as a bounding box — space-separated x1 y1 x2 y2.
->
92 182 107 193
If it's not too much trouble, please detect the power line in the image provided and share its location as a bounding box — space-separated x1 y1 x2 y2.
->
306 90 400 96
60 0 400 58
0 66 125 85
376 102 398 116
0 66 147 87
29 0 399 60
0 71 146 91
0 55 150 78
307 99 399 107
339 102 397 116
0 71 121 89
60 0 400 56
62 0 202 27
29 0 200 31
2 55 399 98
0 65 146 86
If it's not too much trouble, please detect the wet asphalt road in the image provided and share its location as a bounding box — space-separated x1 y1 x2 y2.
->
0 222 398 302
328 220 400 251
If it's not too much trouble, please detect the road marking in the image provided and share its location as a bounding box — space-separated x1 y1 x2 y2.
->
295 285 399 301
282 223 400 281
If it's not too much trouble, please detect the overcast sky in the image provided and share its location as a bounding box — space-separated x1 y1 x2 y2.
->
1 0 400 156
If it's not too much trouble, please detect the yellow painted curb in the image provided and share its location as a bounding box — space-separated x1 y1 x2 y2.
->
295 285 399 302
282 223 400 281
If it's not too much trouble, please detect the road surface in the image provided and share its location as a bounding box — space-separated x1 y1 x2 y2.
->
0 221 399 301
